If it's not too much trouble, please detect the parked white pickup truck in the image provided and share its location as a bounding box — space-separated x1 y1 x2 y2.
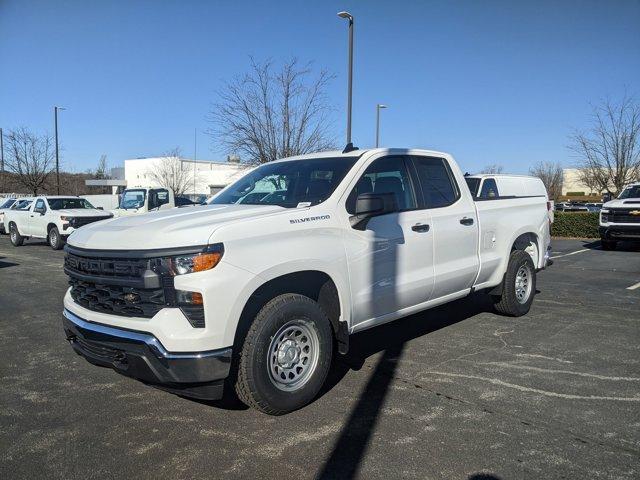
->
599 182 640 250
7 196 113 250
62 148 551 414
110 187 177 217
0 197 19 234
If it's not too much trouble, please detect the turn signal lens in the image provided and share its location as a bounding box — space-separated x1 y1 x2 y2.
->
193 252 222 272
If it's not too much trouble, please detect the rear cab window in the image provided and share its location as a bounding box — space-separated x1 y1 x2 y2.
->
410 156 460 208
479 178 499 199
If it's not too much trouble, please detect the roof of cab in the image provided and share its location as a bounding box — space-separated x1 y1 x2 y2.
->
271 147 451 164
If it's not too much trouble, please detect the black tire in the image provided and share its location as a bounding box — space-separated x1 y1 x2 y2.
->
48 227 65 250
493 250 536 317
9 223 24 247
235 293 333 415
600 239 617 251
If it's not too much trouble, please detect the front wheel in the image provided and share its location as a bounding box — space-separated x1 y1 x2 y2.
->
48 227 65 250
10 224 24 247
234 293 333 415
493 250 536 317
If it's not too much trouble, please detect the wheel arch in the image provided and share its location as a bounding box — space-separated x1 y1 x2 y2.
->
232 269 349 355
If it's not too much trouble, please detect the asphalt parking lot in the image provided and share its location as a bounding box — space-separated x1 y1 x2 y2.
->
0 236 638 479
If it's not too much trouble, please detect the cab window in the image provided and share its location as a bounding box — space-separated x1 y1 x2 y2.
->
346 156 416 214
149 189 169 209
34 199 46 213
411 156 460 208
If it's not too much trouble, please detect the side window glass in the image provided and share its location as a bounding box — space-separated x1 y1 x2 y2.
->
412 156 460 208
346 156 416 214
35 199 46 212
480 179 499 199
150 189 169 209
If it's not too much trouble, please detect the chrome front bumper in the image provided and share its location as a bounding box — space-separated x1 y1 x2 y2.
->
62 309 232 400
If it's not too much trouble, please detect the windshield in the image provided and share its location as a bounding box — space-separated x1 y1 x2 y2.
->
618 185 640 199
48 198 95 210
464 177 481 196
120 189 147 209
211 157 358 208
0 199 16 209
13 200 32 210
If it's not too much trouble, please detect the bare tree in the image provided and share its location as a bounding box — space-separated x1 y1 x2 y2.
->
146 148 193 196
481 163 504 174
4 127 55 195
95 155 109 179
529 160 563 200
569 95 640 195
208 58 337 164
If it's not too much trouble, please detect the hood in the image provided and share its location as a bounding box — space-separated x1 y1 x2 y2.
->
58 208 112 217
67 204 286 250
603 199 640 209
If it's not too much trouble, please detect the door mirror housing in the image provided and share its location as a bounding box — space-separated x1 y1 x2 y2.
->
34 206 46 215
350 192 398 230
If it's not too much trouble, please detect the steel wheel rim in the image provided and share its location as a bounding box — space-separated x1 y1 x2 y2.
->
10 229 16 242
50 231 57 247
267 319 319 392
515 264 532 304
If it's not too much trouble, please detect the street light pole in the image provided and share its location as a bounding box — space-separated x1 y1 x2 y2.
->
375 104 387 148
54 106 65 195
337 11 354 145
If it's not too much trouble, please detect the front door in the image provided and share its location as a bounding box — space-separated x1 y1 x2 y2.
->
30 198 49 237
342 155 435 329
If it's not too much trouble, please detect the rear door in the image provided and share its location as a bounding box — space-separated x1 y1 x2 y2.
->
410 155 479 299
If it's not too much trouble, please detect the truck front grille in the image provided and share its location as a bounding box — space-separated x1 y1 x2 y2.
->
69 278 166 318
69 216 112 229
609 209 640 224
65 253 147 280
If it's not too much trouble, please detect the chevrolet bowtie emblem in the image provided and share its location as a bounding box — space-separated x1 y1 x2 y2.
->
631 210 640 216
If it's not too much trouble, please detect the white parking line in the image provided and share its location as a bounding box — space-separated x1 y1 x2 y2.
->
549 249 589 260
626 282 640 291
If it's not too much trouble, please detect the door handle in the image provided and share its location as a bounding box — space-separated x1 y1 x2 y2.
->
460 217 474 226
411 223 430 233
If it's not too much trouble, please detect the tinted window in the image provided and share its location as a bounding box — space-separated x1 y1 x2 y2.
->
149 189 169 209
48 198 94 210
0 199 15 209
465 177 480 196
346 156 416 214
13 200 32 210
619 185 640 199
212 157 357 208
411 156 460 208
479 178 499 199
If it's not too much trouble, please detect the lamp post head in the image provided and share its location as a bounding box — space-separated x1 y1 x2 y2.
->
337 11 353 22
377 104 388 109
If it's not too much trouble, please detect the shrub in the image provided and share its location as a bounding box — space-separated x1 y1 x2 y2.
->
552 212 600 238
566 191 586 196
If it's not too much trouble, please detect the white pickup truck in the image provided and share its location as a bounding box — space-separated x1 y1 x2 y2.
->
62 148 551 414
6 196 112 250
599 182 640 250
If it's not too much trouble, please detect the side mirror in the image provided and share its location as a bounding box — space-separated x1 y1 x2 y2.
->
35 207 46 215
350 192 398 230
96 206 104 210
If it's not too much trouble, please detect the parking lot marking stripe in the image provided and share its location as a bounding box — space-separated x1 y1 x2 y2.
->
423 371 640 402
626 281 640 291
549 249 589 259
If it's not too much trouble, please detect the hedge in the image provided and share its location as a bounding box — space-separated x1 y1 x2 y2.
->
552 211 600 238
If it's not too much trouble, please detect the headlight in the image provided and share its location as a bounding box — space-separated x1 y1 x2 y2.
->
154 244 224 276
600 209 609 222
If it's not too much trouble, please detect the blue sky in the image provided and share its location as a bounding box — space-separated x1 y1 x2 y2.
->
1 0 638 174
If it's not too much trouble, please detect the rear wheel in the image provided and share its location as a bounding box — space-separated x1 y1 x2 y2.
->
600 239 617 251
234 293 333 415
48 227 65 250
9 224 24 247
493 250 536 317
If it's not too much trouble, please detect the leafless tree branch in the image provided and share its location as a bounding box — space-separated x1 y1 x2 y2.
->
529 161 564 201
207 58 337 164
146 148 193 196
3 127 55 195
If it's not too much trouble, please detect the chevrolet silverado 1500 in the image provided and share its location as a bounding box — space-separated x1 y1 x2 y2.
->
62 148 551 414
599 182 640 249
